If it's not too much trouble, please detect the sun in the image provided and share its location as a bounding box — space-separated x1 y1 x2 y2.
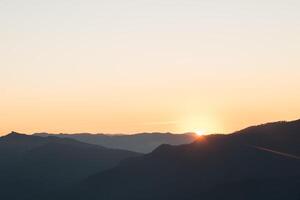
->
195 130 205 136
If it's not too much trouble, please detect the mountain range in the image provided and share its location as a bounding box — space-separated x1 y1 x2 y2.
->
1 119 300 200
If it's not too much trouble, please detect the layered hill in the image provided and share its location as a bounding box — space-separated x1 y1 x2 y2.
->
0 132 140 200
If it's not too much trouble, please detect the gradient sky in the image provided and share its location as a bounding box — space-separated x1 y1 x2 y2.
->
1 0 300 135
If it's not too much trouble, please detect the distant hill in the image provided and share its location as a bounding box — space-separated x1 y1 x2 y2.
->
59 119 300 200
0 132 140 200
34 132 197 153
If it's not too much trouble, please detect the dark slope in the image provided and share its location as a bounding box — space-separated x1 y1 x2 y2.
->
0 132 141 200
34 132 196 153
230 119 300 155
62 120 300 200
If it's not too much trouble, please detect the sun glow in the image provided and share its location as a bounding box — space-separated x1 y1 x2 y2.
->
195 130 205 136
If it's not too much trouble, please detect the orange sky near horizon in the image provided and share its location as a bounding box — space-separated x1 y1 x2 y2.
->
1 0 300 135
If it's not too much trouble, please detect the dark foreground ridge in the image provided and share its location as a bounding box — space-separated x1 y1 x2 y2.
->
56 119 300 200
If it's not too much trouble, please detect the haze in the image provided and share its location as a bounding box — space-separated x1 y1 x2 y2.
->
1 0 300 135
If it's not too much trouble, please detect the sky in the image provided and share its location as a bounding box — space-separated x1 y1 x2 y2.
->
1 0 300 135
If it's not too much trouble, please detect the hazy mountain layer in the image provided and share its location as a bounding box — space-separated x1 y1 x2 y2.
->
34 132 197 153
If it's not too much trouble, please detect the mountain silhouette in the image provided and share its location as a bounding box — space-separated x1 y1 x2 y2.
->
34 132 197 153
0 132 141 200
58 120 300 200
